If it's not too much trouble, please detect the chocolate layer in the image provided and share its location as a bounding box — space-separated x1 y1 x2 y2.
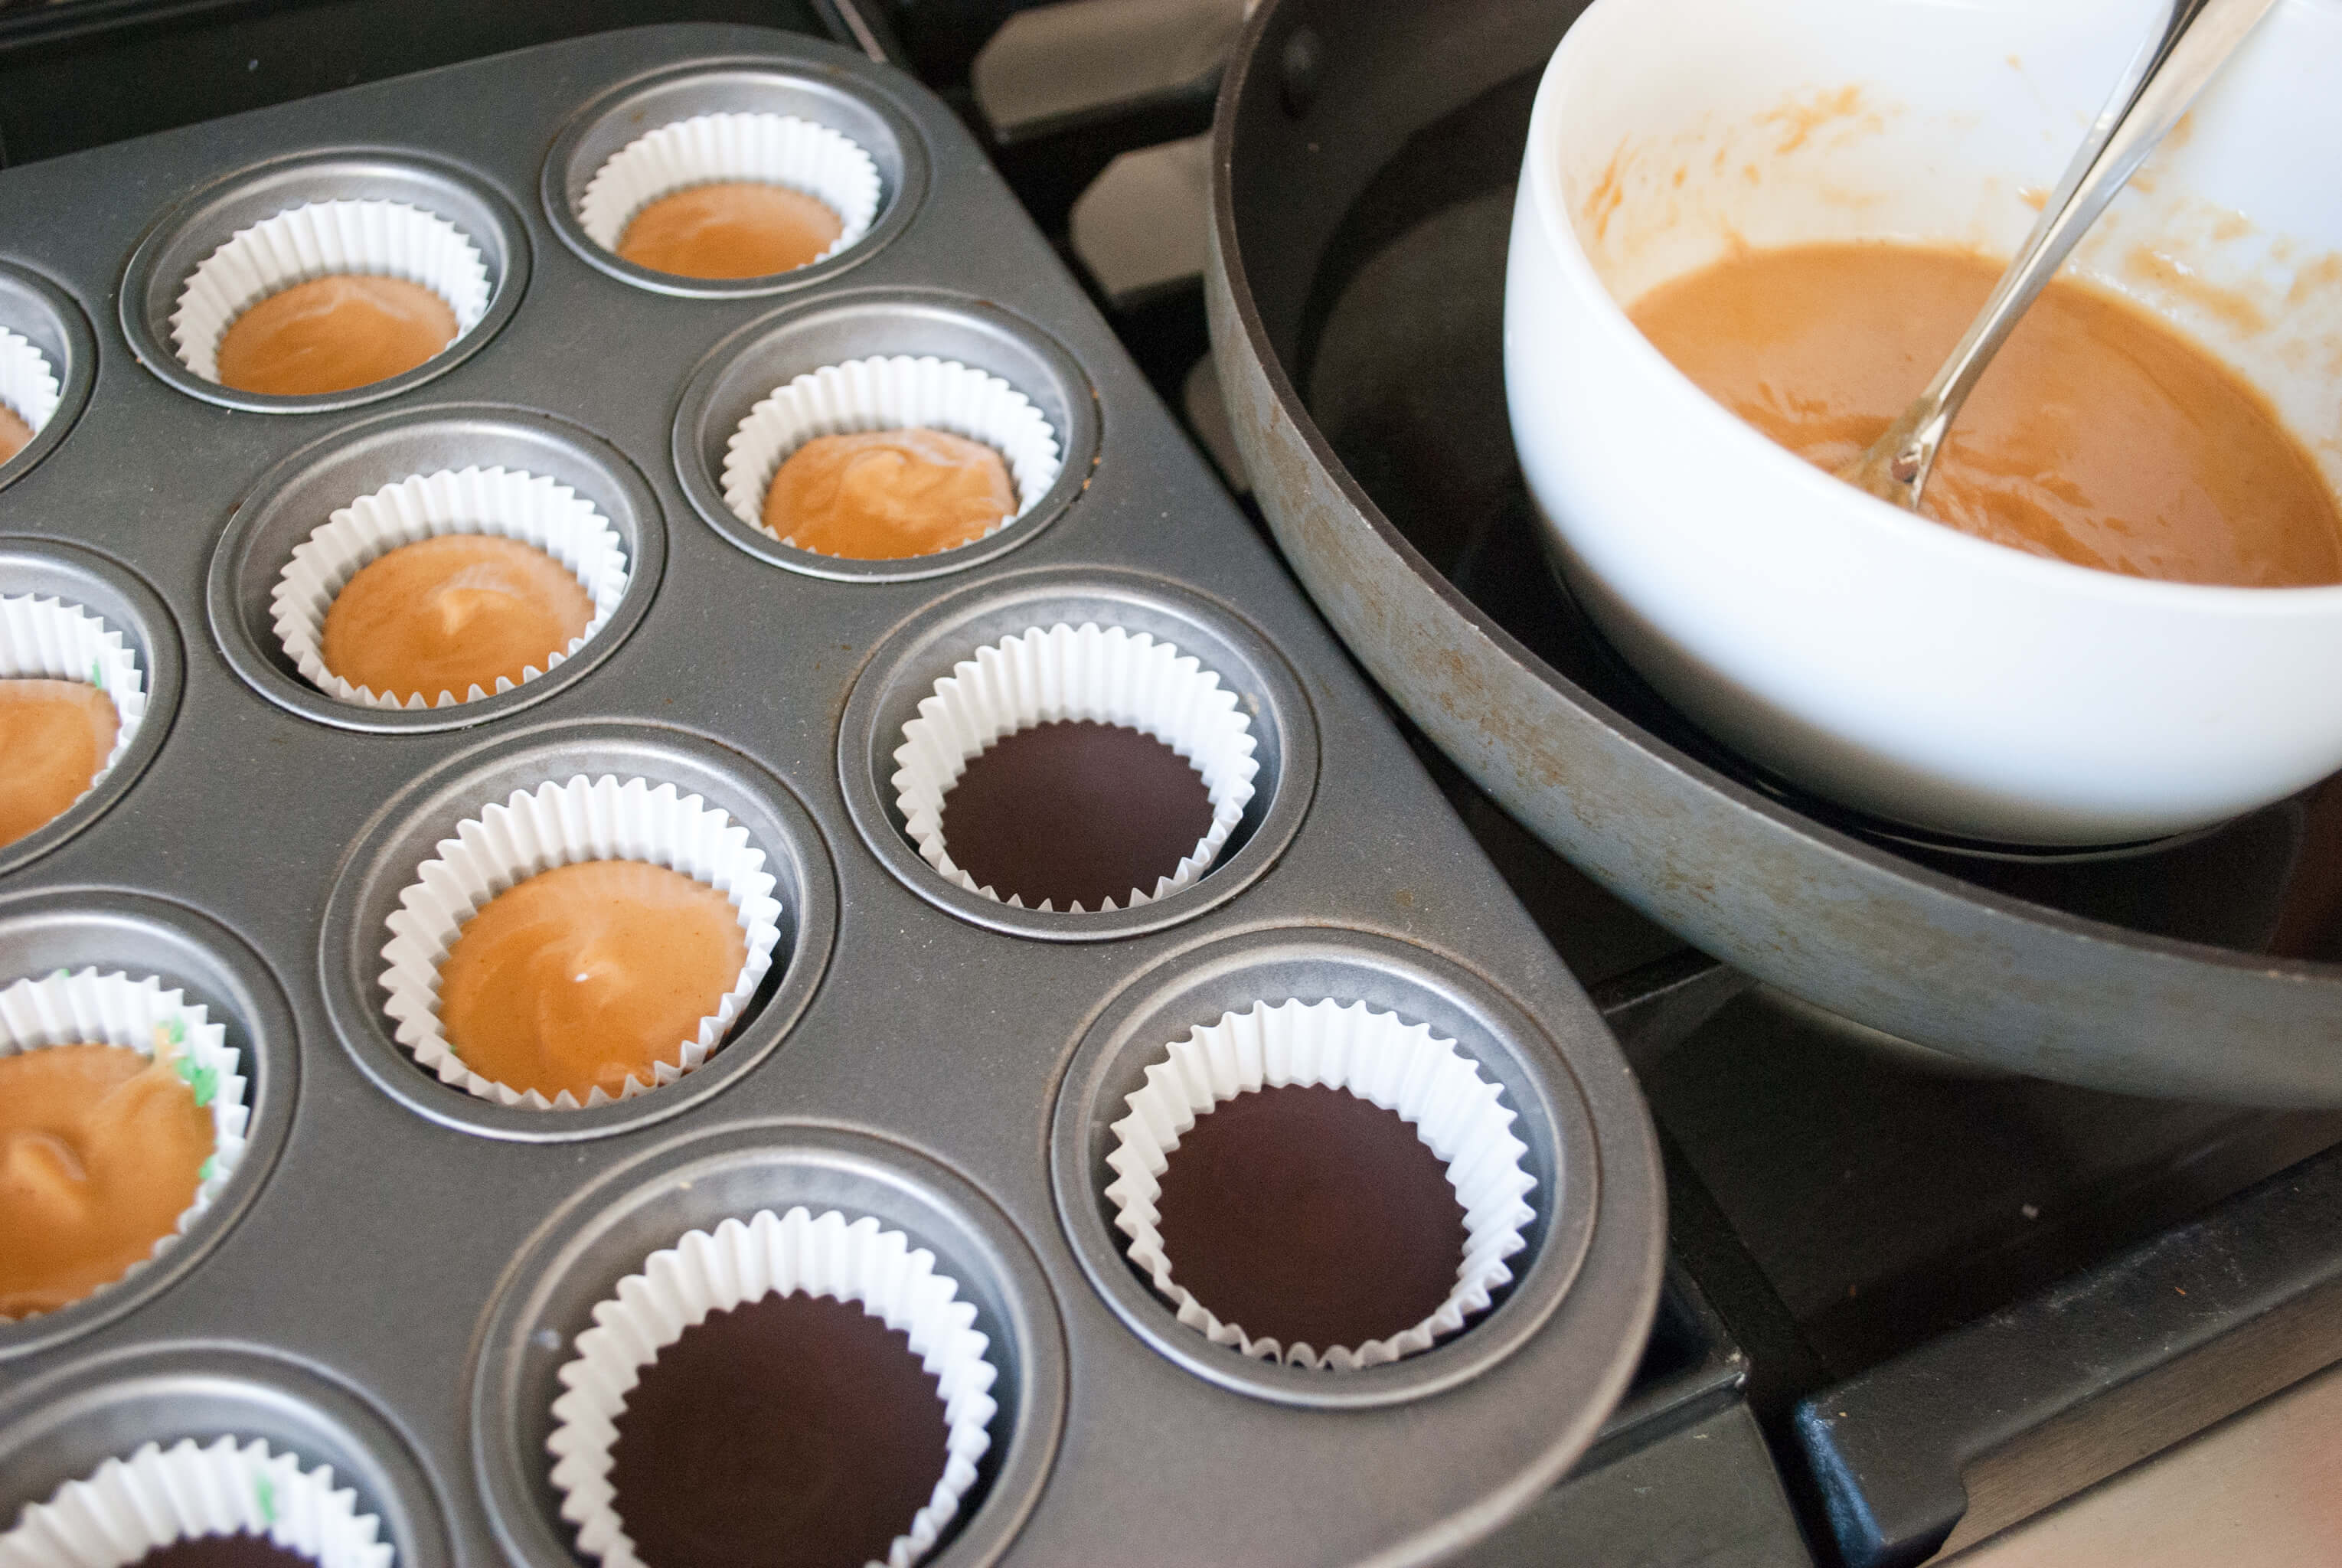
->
609 1289 949 1568
940 720 1213 910
1152 1083 1466 1352
131 1532 318 1568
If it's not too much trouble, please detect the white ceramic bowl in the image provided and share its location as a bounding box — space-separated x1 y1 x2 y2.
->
1504 0 2342 845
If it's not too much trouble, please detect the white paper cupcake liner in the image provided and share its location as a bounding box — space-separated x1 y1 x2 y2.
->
0 1436 393 1568
168 200 492 384
890 622 1258 912
1104 998 1538 1370
719 355 1063 554
0 327 60 439
547 1207 998 1568
1 594 148 815
576 112 882 266
268 466 630 710
377 774 783 1110
0 967 250 1321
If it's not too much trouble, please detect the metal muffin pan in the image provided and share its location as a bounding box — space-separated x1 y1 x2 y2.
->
207 405 667 733
838 566 1315 940
0 263 97 491
0 540 181 878
0 25 1661 1567
542 57 930 301
672 288 1099 582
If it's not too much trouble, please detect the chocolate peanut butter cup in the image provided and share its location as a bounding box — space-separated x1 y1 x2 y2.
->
169 201 489 397
547 1207 998 1568
721 355 1062 561
577 113 880 280
1106 999 1537 1370
890 622 1259 912
0 327 60 468
271 466 629 710
0 593 149 851
377 774 782 1110
0 1436 392 1568
0 968 249 1321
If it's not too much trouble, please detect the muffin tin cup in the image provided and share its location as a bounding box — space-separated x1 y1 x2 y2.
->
674 290 1099 582
0 591 151 835
1050 926 1599 1408
840 567 1317 940
377 773 785 1111
0 543 179 880
207 405 665 733
1103 998 1537 1370
0 892 296 1361
318 721 836 1142
471 1122 1064 1568
267 465 631 710
890 619 1259 911
120 151 529 414
577 111 881 269
0 264 96 490
0 1435 393 1568
546 1206 998 1568
720 354 1063 557
0 1343 449 1568
543 60 928 299
0 968 252 1325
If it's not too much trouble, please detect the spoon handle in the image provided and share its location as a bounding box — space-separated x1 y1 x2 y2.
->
1850 0 2278 508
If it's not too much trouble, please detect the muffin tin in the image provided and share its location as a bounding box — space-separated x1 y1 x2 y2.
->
0 26 1660 1568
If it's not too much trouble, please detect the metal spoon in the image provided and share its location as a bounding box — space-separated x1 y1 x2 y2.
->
1840 0 2278 512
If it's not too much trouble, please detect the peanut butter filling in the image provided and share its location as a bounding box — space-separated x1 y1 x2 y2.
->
215 274 457 397
320 534 595 702
763 427 1016 560
0 1043 215 1317
0 678 119 848
0 401 32 465
437 860 747 1102
617 183 843 279
1628 242 2342 586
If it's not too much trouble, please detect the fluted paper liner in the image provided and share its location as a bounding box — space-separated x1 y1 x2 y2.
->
577 112 881 267
0 1436 392 1568
168 201 492 384
269 466 630 709
377 774 782 1110
0 967 250 1321
0 593 148 818
0 327 60 441
720 355 1063 555
547 1206 998 1568
890 622 1257 911
1105 998 1537 1370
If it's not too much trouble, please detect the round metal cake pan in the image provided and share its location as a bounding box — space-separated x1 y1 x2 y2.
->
1208 0 2342 1107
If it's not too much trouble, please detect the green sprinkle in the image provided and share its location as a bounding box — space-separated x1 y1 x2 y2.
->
199 1155 219 1182
189 1065 218 1108
173 1054 197 1083
51 968 68 981
166 1017 186 1045
254 1475 276 1525
90 658 104 691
